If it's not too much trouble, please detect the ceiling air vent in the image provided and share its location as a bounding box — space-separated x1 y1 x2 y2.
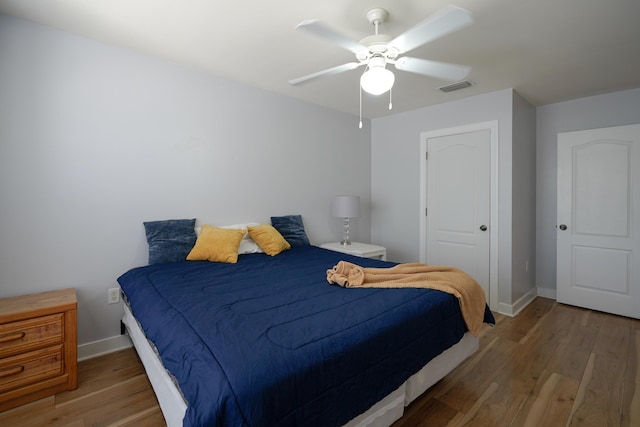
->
439 80 473 93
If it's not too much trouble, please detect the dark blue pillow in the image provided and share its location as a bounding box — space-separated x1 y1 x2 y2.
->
270 215 310 247
143 219 196 265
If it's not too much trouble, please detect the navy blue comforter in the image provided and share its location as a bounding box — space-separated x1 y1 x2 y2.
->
118 246 494 427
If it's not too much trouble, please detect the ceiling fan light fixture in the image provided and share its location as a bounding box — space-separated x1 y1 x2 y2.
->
360 65 395 95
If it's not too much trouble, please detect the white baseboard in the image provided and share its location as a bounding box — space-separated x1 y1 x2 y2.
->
77 334 133 361
536 287 557 300
497 287 538 317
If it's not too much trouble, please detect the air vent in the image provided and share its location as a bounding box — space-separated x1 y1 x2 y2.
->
439 80 473 93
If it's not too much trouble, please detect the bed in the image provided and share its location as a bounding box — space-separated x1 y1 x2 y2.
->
118 215 494 427
119 238 494 426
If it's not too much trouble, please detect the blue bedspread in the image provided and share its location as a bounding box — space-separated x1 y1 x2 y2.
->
118 246 494 427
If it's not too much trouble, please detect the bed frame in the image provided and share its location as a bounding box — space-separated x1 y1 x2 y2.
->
123 304 478 427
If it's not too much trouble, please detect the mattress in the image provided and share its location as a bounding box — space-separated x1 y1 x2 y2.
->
118 245 494 426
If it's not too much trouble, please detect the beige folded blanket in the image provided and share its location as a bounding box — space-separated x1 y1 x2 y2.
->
326 261 487 336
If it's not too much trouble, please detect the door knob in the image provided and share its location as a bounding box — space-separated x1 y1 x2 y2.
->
479 225 487 231
559 224 567 230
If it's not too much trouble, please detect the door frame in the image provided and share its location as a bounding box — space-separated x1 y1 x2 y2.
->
419 120 499 311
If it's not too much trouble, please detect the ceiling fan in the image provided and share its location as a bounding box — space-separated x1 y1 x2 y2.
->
289 5 473 97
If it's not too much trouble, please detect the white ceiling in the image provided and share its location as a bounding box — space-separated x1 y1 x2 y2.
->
1 0 639 119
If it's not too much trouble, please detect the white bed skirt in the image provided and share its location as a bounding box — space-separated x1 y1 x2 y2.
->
122 304 478 427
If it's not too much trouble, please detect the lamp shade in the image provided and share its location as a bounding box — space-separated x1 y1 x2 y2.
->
360 66 395 95
332 196 360 218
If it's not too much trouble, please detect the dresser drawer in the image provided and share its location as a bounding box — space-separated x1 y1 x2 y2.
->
0 289 76 411
0 314 63 359
0 345 64 393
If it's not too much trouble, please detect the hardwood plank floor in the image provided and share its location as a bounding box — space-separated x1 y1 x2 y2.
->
393 298 640 427
0 297 637 426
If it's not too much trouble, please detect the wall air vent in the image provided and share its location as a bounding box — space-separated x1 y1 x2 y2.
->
439 80 473 93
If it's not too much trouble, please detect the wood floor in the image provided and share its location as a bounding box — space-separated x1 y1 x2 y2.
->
0 297 638 426
393 298 640 427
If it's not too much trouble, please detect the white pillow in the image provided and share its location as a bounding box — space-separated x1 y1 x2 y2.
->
195 223 264 254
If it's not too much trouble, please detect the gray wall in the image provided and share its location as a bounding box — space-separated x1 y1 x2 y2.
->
0 14 372 346
535 88 640 294
511 91 537 304
370 89 519 309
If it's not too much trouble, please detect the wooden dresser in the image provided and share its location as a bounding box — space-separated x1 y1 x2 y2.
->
0 288 77 411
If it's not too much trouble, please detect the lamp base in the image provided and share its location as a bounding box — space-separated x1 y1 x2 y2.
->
341 218 352 246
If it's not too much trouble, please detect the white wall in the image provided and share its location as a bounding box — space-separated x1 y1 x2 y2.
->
535 88 640 295
0 14 372 347
371 89 517 308
511 91 537 304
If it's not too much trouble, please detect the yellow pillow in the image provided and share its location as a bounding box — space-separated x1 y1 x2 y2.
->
247 224 291 256
186 225 245 263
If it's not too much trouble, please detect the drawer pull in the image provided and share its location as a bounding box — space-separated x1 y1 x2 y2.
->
0 365 25 378
0 331 26 343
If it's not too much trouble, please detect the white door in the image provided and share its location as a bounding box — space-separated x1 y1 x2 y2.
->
557 124 640 319
426 129 491 298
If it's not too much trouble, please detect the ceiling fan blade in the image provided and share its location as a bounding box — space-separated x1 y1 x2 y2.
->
296 20 367 54
390 6 473 54
288 62 363 86
394 57 471 81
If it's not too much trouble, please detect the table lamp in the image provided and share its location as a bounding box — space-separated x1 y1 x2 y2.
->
331 195 360 245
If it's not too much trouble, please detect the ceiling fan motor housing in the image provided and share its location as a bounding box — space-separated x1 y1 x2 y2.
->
357 35 396 62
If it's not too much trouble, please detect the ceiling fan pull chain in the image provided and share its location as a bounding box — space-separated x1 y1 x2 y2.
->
359 84 363 129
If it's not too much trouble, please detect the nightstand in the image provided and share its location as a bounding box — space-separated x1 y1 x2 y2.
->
320 242 387 260
0 288 77 411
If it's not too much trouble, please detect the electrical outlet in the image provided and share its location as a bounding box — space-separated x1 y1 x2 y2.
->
108 287 120 304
